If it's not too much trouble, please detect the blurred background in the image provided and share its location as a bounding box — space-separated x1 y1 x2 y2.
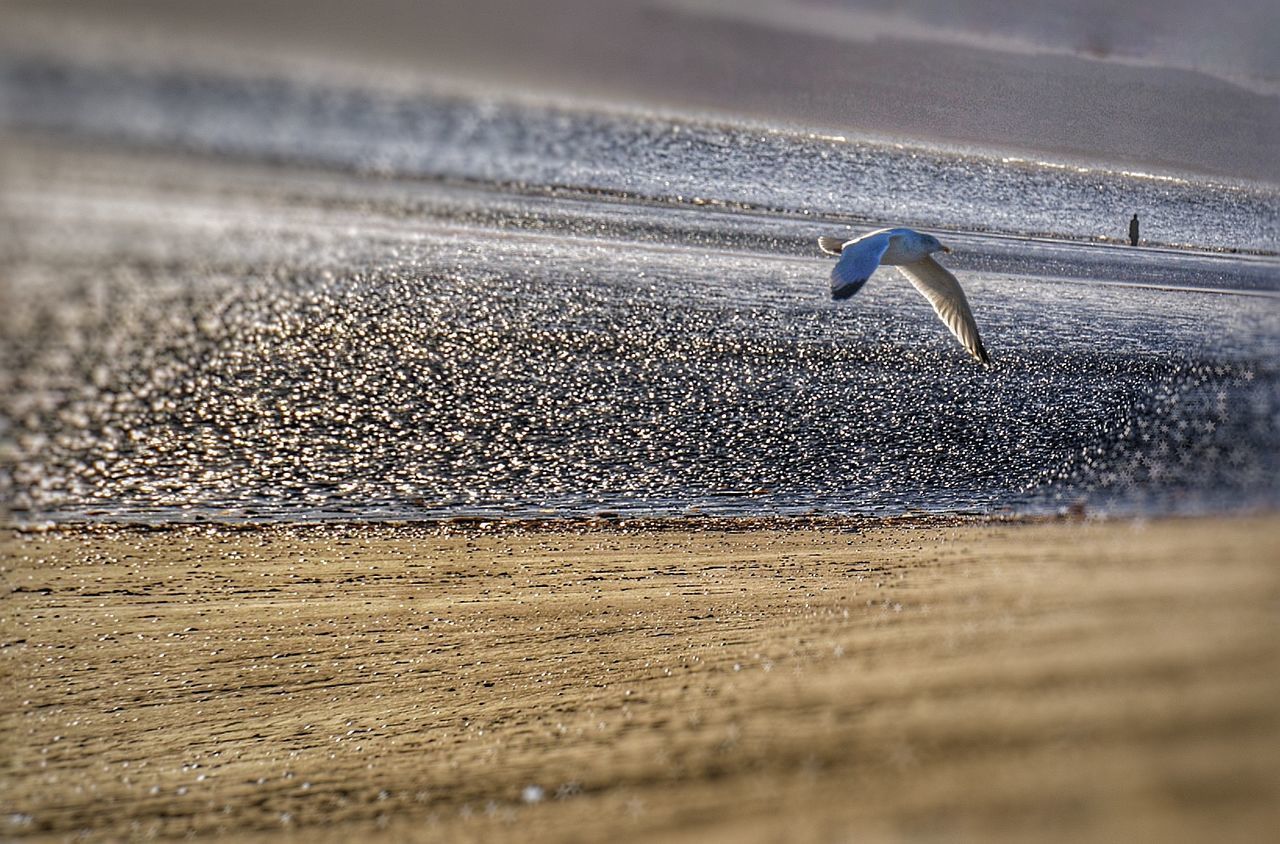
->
3 0 1278 180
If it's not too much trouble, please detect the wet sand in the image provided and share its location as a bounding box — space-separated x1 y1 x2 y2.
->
3 515 1278 841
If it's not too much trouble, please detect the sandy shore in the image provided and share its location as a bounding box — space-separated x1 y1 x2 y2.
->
3 515 1278 841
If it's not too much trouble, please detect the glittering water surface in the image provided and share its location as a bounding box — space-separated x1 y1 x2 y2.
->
2 57 1278 524
1 137 1276 524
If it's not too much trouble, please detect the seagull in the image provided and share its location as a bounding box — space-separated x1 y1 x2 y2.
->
819 227 990 364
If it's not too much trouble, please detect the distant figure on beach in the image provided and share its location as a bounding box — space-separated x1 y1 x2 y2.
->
1129 214 1140 246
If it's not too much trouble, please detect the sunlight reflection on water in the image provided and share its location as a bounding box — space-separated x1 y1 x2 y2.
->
2 178 1275 523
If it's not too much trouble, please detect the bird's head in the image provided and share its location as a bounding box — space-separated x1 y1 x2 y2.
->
921 233 951 255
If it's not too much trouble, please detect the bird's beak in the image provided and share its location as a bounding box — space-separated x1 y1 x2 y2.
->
940 245 952 254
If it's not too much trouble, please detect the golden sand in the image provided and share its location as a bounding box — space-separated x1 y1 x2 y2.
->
3 516 1278 841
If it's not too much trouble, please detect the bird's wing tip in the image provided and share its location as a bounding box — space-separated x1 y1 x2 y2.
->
818 236 846 256
831 278 868 300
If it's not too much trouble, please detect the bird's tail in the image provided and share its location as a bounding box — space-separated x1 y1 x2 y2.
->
817 236 846 256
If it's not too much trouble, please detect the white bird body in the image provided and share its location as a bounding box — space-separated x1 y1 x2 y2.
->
819 227 990 364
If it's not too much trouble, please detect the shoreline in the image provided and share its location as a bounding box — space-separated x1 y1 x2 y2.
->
0 511 1050 533
7 507 1272 538
5 513 1278 841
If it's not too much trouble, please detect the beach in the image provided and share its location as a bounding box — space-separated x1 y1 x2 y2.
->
2 3 1279 840
5 515 1278 841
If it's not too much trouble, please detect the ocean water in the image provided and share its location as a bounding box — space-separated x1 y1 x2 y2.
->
3 55 1278 253
1 59 1278 524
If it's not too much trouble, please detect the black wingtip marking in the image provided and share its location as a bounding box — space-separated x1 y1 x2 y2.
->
831 279 868 300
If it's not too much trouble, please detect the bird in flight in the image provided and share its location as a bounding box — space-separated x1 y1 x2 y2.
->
819 227 990 364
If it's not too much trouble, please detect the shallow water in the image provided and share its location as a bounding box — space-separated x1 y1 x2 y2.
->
2 137 1276 524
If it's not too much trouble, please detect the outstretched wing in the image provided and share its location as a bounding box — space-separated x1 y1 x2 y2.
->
897 255 990 363
829 232 891 300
